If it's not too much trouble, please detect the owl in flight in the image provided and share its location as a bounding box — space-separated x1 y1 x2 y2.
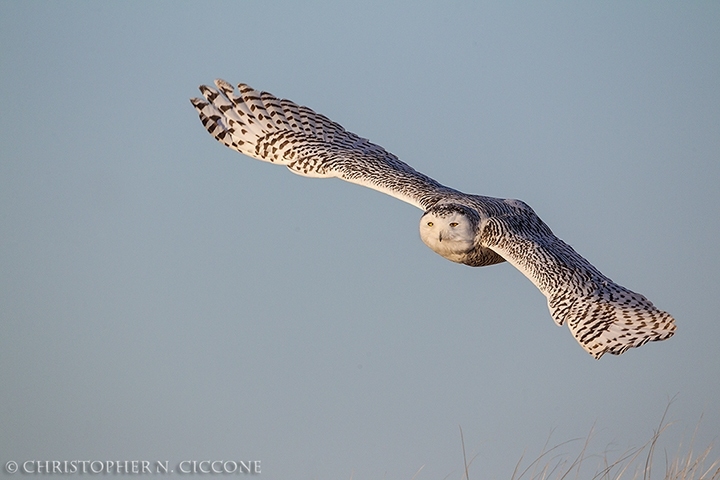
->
190 79 675 359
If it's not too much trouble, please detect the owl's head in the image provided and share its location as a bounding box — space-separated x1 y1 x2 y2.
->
419 203 479 263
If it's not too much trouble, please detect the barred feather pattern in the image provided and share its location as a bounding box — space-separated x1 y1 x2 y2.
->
190 80 676 359
478 201 676 358
191 79 455 210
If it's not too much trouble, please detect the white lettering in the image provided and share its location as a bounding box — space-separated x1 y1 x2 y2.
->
156 461 169 473
223 461 237 473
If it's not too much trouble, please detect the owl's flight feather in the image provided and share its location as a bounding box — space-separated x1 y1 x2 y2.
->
190 80 676 359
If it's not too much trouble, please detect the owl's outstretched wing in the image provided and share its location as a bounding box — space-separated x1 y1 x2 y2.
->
190 80 455 210
480 202 676 359
191 80 676 359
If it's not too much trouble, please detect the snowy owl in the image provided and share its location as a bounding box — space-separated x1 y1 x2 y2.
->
190 79 676 359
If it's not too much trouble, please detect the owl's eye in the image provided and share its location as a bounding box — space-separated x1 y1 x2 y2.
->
427 221 434 227
449 222 459 227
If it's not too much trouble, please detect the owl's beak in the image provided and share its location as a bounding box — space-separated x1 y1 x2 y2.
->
438 232 443 242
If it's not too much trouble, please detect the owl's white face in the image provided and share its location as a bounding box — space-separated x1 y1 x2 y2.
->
419 209 476 263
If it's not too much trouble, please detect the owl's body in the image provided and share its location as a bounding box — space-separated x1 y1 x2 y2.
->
191 80 676 359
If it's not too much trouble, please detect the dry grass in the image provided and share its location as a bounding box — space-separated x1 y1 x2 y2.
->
503 407 720 480
450 403 718 480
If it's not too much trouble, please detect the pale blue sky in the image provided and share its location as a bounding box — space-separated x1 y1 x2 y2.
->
1 2 719 479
